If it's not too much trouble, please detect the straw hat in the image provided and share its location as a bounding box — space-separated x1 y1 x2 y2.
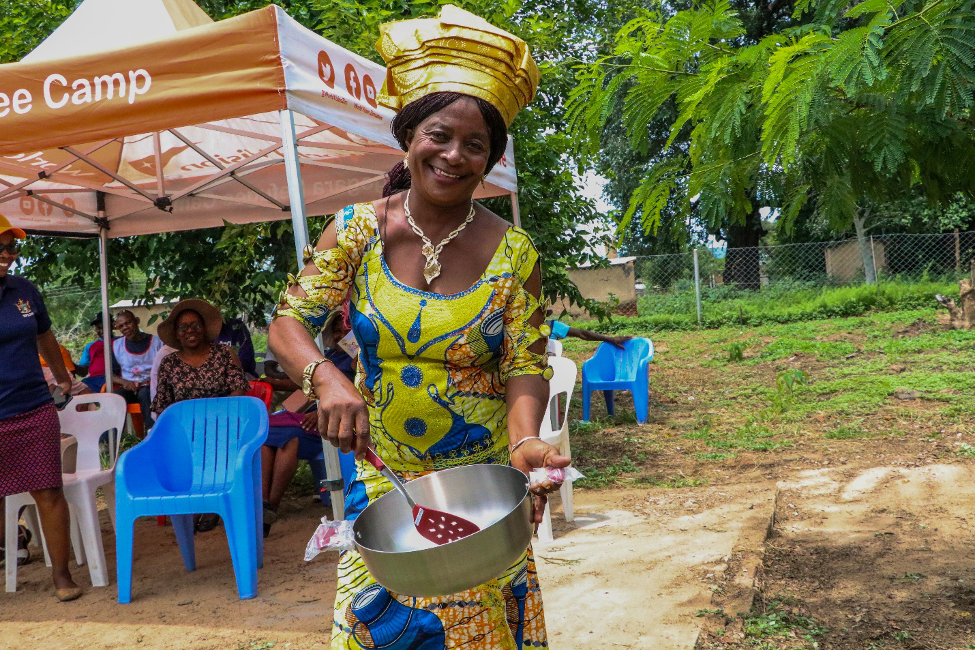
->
157 298 223 349
0 214 26 239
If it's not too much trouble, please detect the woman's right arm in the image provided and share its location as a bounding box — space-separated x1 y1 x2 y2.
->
268 216 370 458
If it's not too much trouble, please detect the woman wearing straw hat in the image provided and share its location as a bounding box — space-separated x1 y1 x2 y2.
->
0 215 82 601
269 7 567 647
151 298 250 416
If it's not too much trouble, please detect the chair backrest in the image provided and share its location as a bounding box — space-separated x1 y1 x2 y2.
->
592 338 654 381
146 397 269 493
58 393 127 473
546 338 563 357
246 381 273 411
540 356 577 437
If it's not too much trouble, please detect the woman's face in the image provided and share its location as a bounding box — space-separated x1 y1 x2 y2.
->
175 310 206 350
406 97 491 208
0 231 20 278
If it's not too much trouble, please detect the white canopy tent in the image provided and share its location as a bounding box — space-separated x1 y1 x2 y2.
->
0 0 522 516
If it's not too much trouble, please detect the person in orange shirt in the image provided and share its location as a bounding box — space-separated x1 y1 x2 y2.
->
39 345 90 396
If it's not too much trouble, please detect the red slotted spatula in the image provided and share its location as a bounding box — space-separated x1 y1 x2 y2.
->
365 448 480 545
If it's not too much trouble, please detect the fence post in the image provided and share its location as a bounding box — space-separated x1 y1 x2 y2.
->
693 247 702 326
870 235 878 283
955 228 961 272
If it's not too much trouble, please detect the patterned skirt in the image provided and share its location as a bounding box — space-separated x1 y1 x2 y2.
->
0 402 63 497
332 469 549 649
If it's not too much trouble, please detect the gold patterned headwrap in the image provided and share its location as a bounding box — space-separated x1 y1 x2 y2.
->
375 5 540 127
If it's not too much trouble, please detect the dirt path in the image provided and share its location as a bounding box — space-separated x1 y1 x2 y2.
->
698 462 975 650
0 465 971 650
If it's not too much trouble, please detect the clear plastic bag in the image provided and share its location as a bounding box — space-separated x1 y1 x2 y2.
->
304 518 355 561
528 466 584 495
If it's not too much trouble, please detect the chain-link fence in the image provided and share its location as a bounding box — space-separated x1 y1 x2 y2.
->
563 231 976 321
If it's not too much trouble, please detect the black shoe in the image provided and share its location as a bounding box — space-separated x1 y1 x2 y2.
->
195 513 220 533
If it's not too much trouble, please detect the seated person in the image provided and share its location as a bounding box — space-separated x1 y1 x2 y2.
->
215 316 257 380
261 347 299 393
261 310 355 536
546 311 633 348
151 299 250 532
39 344 90 396
76 315 119 393
148 342 177 419
111 310 163 427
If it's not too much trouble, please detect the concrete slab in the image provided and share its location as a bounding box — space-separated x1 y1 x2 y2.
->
535 484 778 650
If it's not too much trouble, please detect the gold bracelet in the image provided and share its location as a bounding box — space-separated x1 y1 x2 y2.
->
301 357 333 400
509 437 540 455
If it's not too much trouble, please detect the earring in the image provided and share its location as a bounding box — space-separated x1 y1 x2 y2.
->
481 174 488 188
403 153 409 167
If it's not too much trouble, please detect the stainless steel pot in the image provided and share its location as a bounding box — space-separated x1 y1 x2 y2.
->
353 463 533 597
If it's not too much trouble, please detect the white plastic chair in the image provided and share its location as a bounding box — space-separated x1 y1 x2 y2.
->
546 338 563 357
6 393 126 591
535 356 577 544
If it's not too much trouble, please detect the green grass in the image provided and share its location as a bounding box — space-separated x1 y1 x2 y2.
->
741 598 829 648
684 420 791 452
564 302 973 490
824 423 876 439
583 279 964 333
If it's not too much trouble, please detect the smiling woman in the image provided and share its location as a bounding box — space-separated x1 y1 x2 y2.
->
267 6 572 648
150 298 249 416
0 214 82 602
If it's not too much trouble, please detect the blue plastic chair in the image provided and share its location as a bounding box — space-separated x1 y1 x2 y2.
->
581 338 655 423
114 397 269 602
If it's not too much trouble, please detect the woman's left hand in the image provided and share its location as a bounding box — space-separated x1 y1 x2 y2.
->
57 379 72 397
509 438 571 525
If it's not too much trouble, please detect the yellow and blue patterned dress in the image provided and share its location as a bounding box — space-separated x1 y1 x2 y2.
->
275 202 551 649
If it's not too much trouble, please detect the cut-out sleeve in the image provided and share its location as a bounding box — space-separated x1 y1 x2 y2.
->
272 204 374 337
499 228 551 384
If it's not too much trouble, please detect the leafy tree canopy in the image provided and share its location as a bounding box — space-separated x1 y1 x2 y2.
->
569 0 975 248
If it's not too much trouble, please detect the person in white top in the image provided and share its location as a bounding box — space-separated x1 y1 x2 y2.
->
111 310 163 428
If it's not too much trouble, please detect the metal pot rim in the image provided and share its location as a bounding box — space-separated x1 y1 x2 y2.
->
352 463 530 555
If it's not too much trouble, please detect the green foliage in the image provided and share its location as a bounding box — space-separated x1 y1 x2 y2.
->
727 341 745 362
743 598 829 646
589 278 963 332
0 0 76 64
569 0 975 242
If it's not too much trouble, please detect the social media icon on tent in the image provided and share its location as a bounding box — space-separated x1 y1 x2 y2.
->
363 75 377 108
318 51 335 88
345 64 361 100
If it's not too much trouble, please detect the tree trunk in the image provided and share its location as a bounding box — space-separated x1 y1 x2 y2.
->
723 210 764 290
853 207 877 284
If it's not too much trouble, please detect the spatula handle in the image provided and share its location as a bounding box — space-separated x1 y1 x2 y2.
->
365 447 416 509
364 448 385 471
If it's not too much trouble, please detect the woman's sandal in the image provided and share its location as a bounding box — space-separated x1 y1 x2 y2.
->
55 586 83 602
16 525 32 566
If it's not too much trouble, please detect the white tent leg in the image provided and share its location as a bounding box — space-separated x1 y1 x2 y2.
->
280 109 345 521
98 198 114 396
510 191 521 227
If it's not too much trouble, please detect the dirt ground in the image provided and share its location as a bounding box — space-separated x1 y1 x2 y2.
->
1 312 973 649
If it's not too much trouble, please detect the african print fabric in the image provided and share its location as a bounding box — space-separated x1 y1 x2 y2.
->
275 202 550 648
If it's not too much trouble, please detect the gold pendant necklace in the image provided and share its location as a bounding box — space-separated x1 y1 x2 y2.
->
403 189 476 285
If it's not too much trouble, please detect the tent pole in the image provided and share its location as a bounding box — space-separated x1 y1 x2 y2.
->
97 192 113 395
510 191 521 227
280 109 345 520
